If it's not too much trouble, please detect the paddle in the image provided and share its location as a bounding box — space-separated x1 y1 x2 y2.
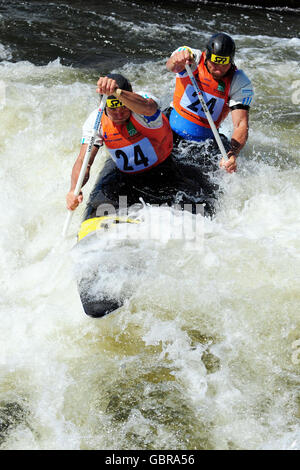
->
62 94 108 237
185 64 228 161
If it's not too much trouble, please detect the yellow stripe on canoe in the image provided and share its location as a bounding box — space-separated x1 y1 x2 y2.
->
78 216 140 241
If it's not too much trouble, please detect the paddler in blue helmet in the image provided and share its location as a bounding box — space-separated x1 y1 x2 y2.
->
166 32 254 173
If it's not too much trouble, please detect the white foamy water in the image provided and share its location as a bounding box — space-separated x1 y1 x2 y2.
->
0 35 299 450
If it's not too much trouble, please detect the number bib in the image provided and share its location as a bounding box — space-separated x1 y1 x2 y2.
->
180 84 225 122
108 137 159 173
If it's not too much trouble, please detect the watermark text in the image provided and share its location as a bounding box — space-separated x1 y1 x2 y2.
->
91 196 206 250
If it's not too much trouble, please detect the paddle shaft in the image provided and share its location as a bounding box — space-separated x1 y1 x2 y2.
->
185 64 228 161
62 94 108 237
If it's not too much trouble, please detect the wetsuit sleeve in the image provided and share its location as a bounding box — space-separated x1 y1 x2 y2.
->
81 108 103 147
171 46 202 77
229 70 254 109
131 91 164 129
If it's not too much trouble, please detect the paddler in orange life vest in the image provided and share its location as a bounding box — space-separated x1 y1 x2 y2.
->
166 33 254 174
66 73 173 212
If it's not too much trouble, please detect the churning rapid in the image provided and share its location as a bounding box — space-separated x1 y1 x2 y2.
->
0 0 299 450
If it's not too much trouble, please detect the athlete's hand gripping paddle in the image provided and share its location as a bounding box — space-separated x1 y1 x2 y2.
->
185 63 228 162
62 94 107 238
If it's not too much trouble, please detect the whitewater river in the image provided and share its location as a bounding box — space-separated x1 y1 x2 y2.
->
0 0 299 450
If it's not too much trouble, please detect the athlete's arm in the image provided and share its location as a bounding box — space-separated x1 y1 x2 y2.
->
66 144 99 210
96 76 157 116
221 70 253 173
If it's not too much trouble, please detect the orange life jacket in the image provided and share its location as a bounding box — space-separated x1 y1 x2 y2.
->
172 52 235 129
101 111 173 174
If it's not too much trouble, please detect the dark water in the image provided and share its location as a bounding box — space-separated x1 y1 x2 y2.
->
0 0 299 70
